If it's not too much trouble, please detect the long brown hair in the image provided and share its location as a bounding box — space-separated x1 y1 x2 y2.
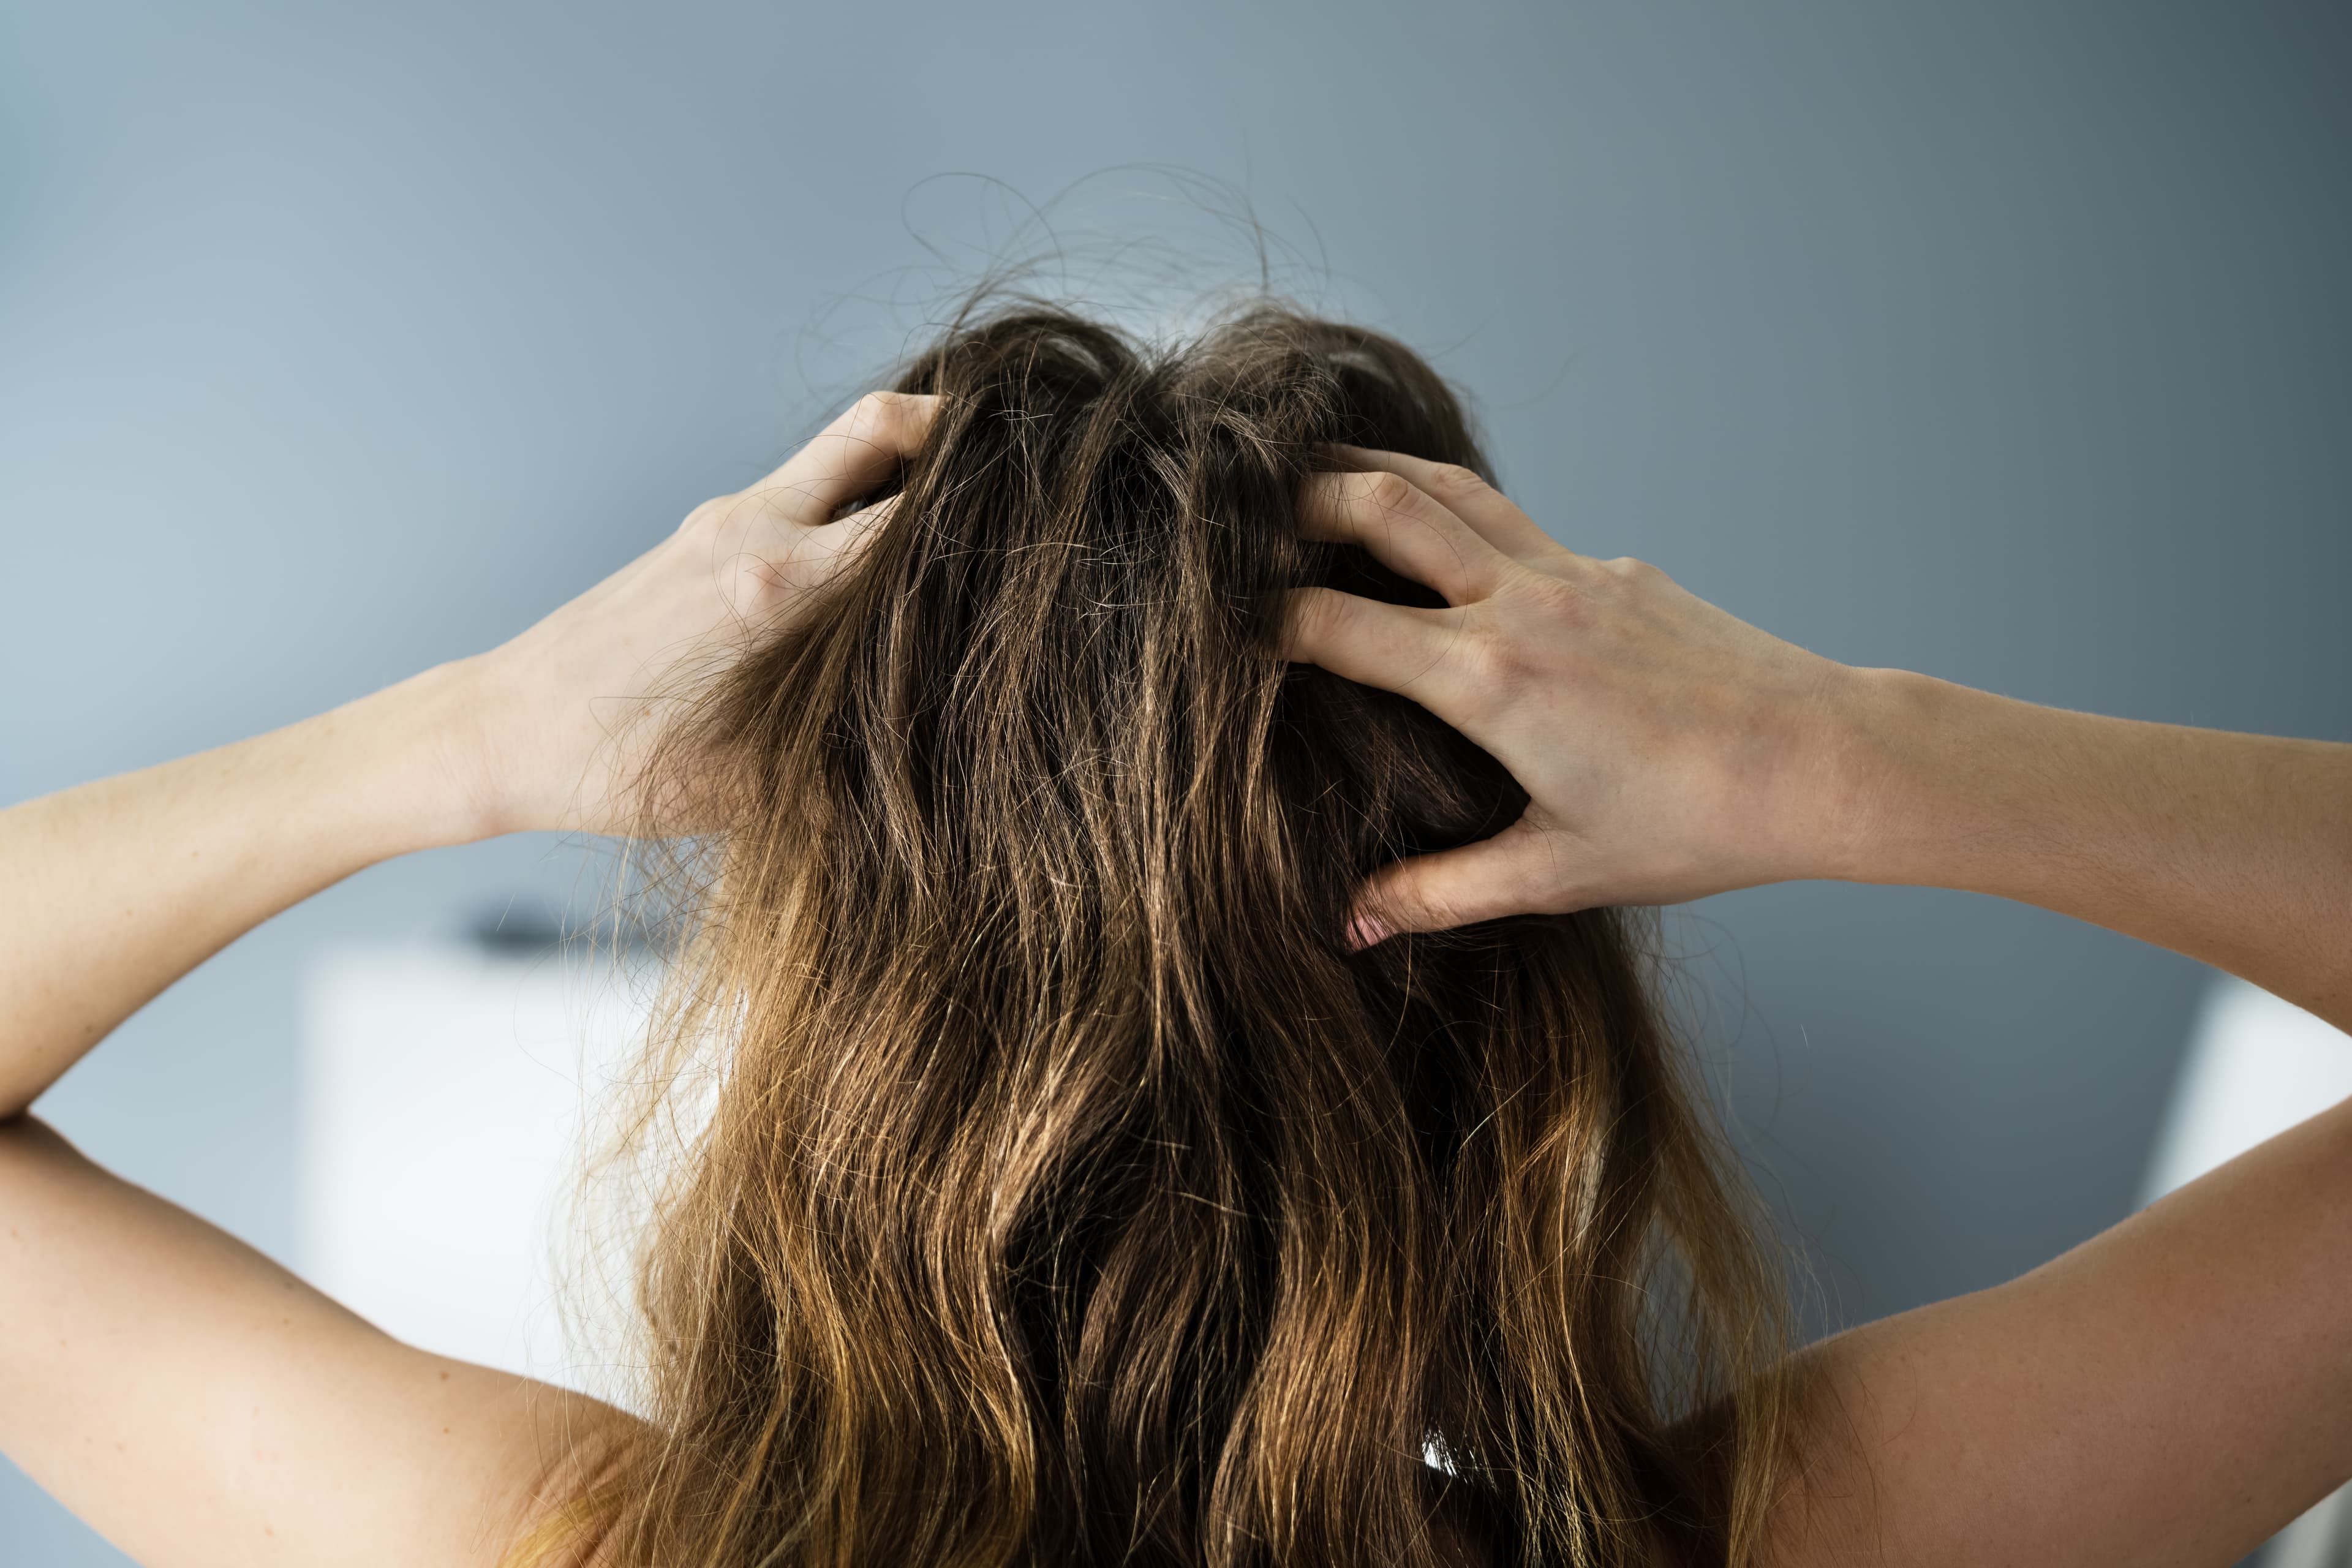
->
586 299 1793 1567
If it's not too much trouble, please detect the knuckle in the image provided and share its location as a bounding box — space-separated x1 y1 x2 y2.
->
1423 461 1488 499
1517 568 1591 625
854 389 929 444
853 388 907 427
677 493 733 537
1451 624 1536 707
1550 554 1621 603
718 553 782 617
1359 470 1421 513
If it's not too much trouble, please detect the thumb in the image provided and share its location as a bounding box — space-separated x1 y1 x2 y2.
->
1346 818 1574 947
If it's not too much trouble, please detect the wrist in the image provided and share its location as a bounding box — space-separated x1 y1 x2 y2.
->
330 657 515 850
1818 666 2046 889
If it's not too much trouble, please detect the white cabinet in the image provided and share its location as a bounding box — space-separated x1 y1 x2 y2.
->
296 942 660 1411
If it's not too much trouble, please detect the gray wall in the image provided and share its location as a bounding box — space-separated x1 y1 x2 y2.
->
4 2 2347 1559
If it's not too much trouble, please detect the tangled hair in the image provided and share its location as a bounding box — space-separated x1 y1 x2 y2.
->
583 300 1793 1567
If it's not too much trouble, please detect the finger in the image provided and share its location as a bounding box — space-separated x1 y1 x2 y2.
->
747 391 941 527
1346 821 1574 946
1323 444 1559 561
1300 470 1509 605
801 489 902 570
1278 587 1467 703
713 491 905 623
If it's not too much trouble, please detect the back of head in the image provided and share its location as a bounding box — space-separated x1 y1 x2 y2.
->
606 301 1789 1568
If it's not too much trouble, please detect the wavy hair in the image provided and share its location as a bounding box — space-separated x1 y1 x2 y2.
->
575 300 1793 1567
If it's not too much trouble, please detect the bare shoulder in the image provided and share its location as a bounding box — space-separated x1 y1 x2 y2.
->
0 1113 652 1568
489 1394 646 1568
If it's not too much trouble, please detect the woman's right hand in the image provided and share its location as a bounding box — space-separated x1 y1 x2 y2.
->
1282 447 1882 941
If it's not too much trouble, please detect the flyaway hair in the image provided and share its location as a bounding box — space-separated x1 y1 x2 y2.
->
578 300 1793 1568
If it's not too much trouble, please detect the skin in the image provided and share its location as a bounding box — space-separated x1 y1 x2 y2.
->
1 408 2345 1566
0 391 935 1567
1285 448 2352 1567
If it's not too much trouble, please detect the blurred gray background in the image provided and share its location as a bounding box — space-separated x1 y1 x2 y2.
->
4 1 2347 1559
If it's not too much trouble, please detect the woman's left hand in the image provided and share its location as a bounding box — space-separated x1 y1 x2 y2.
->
1281 445 1869 937
447 390 937 837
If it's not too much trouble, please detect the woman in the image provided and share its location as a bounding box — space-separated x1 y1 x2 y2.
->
1 301 2345 1568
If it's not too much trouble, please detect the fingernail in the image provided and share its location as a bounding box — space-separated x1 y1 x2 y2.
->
1344 910 1393 951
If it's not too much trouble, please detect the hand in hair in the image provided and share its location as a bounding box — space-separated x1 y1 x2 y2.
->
447 390 939 836
1281 445 1864 936
1286 446 2352 1043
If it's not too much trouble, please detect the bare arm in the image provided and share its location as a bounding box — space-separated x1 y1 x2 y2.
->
0 673 642 1567
1280 447 2352 1565
1280 450 2352 1033
0 1110 631 1567
0 673 477 1122
1839 670 2352 1034
1771 1093 2352 1567
1762 679 2352 1564
0 393 934 1566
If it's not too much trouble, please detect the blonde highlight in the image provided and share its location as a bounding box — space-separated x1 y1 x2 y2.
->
586 298 1794 1567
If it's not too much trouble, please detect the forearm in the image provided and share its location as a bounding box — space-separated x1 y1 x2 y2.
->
1838 669 2352 1031
0 662 487 1118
